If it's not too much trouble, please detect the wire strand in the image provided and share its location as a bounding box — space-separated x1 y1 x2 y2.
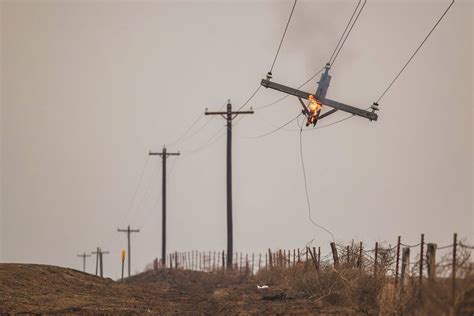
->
328 0 361 64
166 113 203 147
330 0 367 68
298 118 335 242
269 0 298 74
245 113 302 139
234 84 262 114
376 0 455 103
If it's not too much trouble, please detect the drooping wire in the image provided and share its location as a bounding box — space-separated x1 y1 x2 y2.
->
234 84 262 114
166 113 203 147
375 0 455 103
330 0 367 68
121 155 151 224
245 113 302 139
328 0 362 64
298 117 335 242
268 0 298 75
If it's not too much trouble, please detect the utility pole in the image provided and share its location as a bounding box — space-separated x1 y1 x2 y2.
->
92 247 110 277
261 63 378 124
205 99 253 268
77 252 91 273
117 225 140 277
149 146 180 267
92 247 100 276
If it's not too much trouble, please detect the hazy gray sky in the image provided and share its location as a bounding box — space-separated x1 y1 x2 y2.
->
1 0 472 279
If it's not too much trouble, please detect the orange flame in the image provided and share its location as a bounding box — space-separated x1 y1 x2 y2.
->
307 95 322 125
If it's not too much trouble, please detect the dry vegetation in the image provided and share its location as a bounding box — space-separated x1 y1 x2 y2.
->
253 244 474 315
1 242 473 314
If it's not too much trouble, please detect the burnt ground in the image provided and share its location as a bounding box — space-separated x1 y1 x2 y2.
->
0 263 357 315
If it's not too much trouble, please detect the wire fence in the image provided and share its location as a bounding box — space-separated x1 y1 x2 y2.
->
148 233 473 291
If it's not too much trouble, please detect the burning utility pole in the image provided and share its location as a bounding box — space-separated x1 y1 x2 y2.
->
117 225 140 277
205 100 254 269
261 63 378 125
149 146 180 267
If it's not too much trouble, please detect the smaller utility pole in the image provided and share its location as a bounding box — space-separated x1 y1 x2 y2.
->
77 252 91 272
92 247 100 276
100 249 109 277
92 247 109 277
149 146 180 267
117 225 140 277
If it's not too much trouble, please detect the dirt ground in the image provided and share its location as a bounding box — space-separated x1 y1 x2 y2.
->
0 263 358 315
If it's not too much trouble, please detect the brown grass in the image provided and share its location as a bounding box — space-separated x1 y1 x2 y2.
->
253 245 474 315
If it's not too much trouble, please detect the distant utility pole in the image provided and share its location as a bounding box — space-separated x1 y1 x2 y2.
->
77 252 91 273
117 225 140 277
92 247 109 277
205 99 254 268
149 146 180 267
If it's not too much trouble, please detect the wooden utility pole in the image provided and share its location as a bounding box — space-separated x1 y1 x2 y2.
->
149 146 180 267
117 225 140 277
205 100 253 268
77 252 91 272
93 247 100 275
92 247 110 277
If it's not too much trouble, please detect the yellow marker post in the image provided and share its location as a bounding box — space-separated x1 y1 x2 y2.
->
121 249 126 282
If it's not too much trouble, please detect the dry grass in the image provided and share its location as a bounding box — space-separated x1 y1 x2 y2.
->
254 244 474 315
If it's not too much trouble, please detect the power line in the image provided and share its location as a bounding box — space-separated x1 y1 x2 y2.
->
375 0 455 103
121 155 150 225
234 84 262 114
245 113 302 139
330 0 367 68
328 0 362 64
298 118 335 242
166 113 203 147
268 0 298 75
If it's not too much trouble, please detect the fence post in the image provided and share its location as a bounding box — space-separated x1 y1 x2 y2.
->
419 233 424 286
307 247 319 273
298 248 301 262
245 253 249 275
400 247 410 294
283 250 286 268
293 249 296 267
358 242 363 269
252 253 255 276
374 242 379 276
346 245 350 266
222 250 225 272
258 253 262 272
175 251 178 269
426 243 437 281
395 236 401 287
330 242 339 268
318 246 321 271
452 233 457 306
268 249 273 269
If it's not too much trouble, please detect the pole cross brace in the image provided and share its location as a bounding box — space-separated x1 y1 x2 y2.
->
261 79 378 121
